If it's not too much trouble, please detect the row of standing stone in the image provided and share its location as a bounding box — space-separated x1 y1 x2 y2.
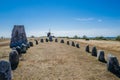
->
85 45 120 77
0 41 35 80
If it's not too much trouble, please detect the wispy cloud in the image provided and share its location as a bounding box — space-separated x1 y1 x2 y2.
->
97 19 102 22
75 17 94 21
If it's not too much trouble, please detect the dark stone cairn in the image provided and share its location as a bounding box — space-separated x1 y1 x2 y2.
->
91 46 97 57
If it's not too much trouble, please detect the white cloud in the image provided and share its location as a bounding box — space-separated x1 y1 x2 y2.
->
75 18 94 21
98 19 102 22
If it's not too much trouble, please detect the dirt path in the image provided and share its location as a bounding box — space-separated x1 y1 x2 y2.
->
12 41 119 80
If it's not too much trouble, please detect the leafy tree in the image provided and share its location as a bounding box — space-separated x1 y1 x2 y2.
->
116 35 120 41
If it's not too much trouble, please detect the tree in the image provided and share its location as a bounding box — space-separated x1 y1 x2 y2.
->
116 35 120 41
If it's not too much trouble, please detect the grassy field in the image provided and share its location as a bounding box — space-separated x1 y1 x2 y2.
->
0 38 120 80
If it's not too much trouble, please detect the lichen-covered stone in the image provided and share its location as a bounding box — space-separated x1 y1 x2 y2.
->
97 50 106 62
9 50 19 70
0 60 12 80
107 54 120 77
27 42 30 48
91 46 97 56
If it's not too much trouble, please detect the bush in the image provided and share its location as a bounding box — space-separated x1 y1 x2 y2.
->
116 35 120 41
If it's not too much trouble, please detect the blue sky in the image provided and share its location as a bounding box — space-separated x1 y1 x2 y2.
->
0 0 120 37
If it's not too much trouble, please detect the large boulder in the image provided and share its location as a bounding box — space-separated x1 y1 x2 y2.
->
0 60 12 80
10 25 28 48
12 46 21 55
97 50 106 62
107 54 120 77
91 46 97 57
60 39 64 43
9 50 19 70
85 45 90 53
26 42 30 48
49 36 53 42
29 42 33 47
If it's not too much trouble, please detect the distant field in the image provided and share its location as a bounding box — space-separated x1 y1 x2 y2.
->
0 38 120 80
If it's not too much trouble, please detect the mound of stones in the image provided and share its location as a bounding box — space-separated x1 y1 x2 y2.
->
91 46 97 57
9 50 19 70
60 39 64 43
0 60 12 80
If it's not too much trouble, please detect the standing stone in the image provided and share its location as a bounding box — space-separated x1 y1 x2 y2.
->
35 40 38 45
21 43 27 53
107 54 120 77
9 50 19 70
15 46 21 55
71 41 75 47
67 41 69 45
29 42 33 47
55 38 58 42
46 38 48 42
49 36 53 42
27 42 30 48
40 39 44 43
10 25 28 48
60 39 64 43
97 50 106 62
76 43 80 48
91 46 97 56
85 45 90 53
0 60 12 80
